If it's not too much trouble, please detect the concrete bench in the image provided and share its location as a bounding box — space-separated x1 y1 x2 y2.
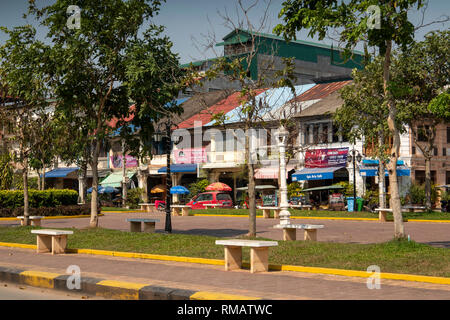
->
215 239 278 273
257 206 280 219
402 205 427 213
31 229 73 254
171 205 191 216
273 224 324 241
139 203 156 213
203 203 223 209
375 208 392 222
289 205 312 211
126 218 159 233
17 216 44 226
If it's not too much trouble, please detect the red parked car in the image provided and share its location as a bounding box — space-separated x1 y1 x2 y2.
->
187 192 233 209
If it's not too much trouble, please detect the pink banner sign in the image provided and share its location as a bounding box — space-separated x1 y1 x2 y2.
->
111 154 138 168
305 148 348 168
174 148 206 164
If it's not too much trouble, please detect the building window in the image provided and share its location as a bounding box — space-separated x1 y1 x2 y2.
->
447 127 450 143
443 148 446 156
447 171 450 185
434 147 438 156
412 146 415 155
414 170 437 185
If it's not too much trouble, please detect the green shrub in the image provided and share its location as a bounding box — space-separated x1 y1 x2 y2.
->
336 181 355 197
127 188 144 208
0 204 94 217
0 189 78 208
188 179 209 197
288 182 302 198
363 189 379 205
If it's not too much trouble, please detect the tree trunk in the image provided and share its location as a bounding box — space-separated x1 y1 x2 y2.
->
424 156 432 209
378 134 386 208
89 140 100 228
78 161 87 204
122 140 127 208
246 125 256 237
23 159 30 226
37 168 42 191
383 39 405 239
41 161 45 190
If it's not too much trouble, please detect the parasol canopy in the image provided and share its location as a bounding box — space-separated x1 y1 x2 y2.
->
151 184 166 193
205 182 232 192
170 185 190 194
87 186 118 194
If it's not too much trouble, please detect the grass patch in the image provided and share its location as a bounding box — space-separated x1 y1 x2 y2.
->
193 208 450 220
1 225 449 278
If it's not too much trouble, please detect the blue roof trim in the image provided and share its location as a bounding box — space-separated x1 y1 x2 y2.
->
43 167 79 178
158 164 198 173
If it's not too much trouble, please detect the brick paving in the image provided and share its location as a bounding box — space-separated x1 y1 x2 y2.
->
0 212 449 299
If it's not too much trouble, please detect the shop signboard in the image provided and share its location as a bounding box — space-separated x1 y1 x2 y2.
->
111 154 138 168
305 148 348 168
174 147 207 164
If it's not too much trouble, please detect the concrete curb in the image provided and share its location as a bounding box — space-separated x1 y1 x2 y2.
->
0 214 105 222
0 265 261 300
192 213 450 223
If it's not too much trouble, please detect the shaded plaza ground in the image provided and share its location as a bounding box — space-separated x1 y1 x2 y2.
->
1 211 447 247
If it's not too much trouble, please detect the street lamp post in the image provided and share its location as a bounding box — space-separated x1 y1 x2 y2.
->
348 148 362 211
276 126 290 226
163 119 182 234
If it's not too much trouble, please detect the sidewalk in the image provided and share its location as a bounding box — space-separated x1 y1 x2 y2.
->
0 246 449 300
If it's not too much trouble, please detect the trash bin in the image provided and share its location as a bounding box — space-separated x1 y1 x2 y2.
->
356 198 364 212
347 197 355 212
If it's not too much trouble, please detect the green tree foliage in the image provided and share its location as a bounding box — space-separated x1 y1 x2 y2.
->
0 25 51 224
188 179 209 197
28 0 184 227
0 153 13 190
275 0 428 239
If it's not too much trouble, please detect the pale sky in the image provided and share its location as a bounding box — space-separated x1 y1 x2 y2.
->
0 0 449 64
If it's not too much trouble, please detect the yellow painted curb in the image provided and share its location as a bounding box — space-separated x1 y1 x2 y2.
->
190 291 261 300
96 280 148 300
20 270 61 289
73 248 225 266
0 214 104 221
275 264 450 285
408 219 450 223
0 242 36 249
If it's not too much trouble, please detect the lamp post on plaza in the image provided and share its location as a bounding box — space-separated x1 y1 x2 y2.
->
348 148 362 211
275 126 290 226
162 119 182 234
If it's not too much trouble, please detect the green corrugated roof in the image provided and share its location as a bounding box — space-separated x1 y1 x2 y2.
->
216 28 364 55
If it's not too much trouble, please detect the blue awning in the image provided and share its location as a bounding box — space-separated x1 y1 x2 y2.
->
43 167 79 178
362 159 404 165
158 164 198 173
360 165 410 177
292 166 344 181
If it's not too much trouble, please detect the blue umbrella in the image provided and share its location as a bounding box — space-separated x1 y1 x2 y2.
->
170 185 190 194
87 186 118 194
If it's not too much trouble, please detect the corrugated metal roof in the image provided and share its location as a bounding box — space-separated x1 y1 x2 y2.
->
288 80 351 103
176 89 266 129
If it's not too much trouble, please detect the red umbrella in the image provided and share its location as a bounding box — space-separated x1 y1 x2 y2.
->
205 182 232 192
